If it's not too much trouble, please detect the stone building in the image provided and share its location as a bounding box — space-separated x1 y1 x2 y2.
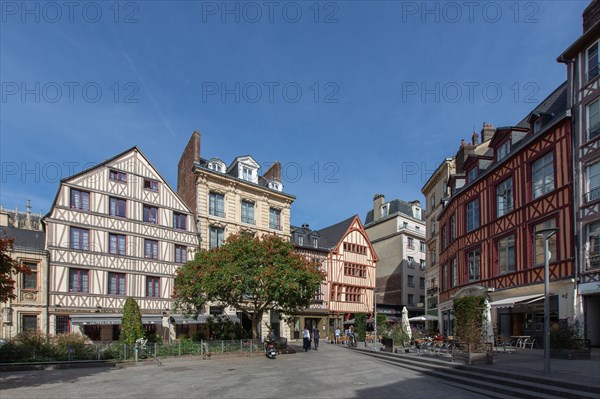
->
0 202 48 339
363 196 426 319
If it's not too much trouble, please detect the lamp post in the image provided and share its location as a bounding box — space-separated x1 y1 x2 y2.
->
534 227 559 375
372 288 377 352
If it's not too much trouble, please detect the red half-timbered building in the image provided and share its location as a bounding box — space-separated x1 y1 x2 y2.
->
437 83 575 344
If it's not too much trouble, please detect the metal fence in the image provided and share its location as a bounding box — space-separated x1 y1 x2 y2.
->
0 338 287 363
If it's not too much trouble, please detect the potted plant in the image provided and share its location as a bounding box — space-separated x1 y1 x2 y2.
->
550 320 591 360
452 295 494 365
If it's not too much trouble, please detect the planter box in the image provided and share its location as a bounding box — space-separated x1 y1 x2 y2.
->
550 348 591 360
453 351 494 365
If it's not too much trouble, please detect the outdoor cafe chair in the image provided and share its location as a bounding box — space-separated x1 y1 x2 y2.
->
523 338 536 349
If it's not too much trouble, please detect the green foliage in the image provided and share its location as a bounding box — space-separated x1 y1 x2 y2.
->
174 234 325 338
120 297 144 344
551 321 585 349
387 323 411 346
453 295 486 352
206 314 246 340
376 313 387 334
0 236 31 302
354 313 367 341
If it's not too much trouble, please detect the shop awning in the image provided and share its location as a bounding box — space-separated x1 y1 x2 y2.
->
70 314 162 325
171 314 240 324
489 294 544 308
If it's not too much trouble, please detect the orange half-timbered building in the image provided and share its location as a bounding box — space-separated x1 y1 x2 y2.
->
437 83 575 344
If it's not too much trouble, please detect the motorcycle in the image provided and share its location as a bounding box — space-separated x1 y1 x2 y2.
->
265 341 278 359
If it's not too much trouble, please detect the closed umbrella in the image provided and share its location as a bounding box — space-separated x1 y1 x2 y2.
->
483 299 494 344
401 306 412 340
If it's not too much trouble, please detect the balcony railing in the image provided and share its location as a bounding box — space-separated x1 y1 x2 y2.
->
589 253 600 270
427 286 439 296
586 187 600 204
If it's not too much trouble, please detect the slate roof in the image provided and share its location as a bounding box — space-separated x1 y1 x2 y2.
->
0 226 46 252
515 82 567 128
364 199 425 225
290 225 328 252
316 215 356 250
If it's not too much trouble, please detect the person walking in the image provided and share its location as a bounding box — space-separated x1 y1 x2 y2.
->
335 327 340 344
302 326 311 352
312 326 320 351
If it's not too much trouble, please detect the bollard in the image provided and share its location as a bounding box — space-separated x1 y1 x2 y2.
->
179 341 181 357
201 339 204 359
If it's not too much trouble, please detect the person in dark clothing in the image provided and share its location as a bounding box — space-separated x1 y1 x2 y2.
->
312 327 320 351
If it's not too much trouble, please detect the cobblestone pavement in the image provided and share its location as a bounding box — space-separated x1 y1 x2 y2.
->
0 343 489 399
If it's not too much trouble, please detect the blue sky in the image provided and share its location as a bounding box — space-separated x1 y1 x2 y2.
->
0 0 588 228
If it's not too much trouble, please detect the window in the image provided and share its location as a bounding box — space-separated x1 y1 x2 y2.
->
419 277 425 289
143 205 158 224
450 214 456 241
467 168 478 183
109 169 127 182
498 235 516 274
441 226 447 249
21 315 37 332
534 219 557 266
146 276 160 298
344 262 366 278
313 238 318 248
269 208 281 230
173 212 187 230
345 286 362 302
109 197 126 218
468 249 481 282
587 41 599 82
431 249 436 265
497 141 510 161
56 316 70 334
70 189 90 211
69 268 89 293
442 264 448 291
497 178 513 217
532 152 554 199
420 241 426 252
209 192 225 217
466 199 480 232
451 258 457 287
209 226 224 249
242 166 252 181
381 204 389 218
420 259 426 270
587 221 600 270
22 262 37 290
71 227 89 251
586 161 600 203
298 235 304 246
175 245 187 263
109 233 126 256
588 99 600 140
407 237 414 249
408 256 415 267
534 119 542 134
144 239 158 259
420 295 425 304
241 200 255 224
108 272 126 295
431 195 436 210
144 179 159 192
403 222 409 229
407 294 414 305
407 275 414 287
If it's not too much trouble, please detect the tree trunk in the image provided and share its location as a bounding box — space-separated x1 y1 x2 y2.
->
251 312 263 339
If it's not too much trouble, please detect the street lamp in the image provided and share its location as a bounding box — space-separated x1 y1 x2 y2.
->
534 227 559 375
372 289 377 352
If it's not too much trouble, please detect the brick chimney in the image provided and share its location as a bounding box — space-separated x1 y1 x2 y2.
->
480 122 495 142
583 0 600 33
177 131 201 215
373 194 385 221
263 161 282 181
471 131 479 145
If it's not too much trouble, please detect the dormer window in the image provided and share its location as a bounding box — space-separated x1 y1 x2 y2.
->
242 166 252 181
380 204 389 218
268 180 282 192
497 141 510 161
413 206 421 220
208 159 226 173
587 41 599 82
313 238 318 248
467 168 478 183
298 235 304 246
533 119 542 133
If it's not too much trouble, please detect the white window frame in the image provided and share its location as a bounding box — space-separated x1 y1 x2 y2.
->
466 199 480 232
586 40 599 82
532 152 554 199
588 98 600 141
497 178 513 217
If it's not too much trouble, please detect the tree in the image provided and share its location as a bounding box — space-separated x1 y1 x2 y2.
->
0 237 31 302
354 313 367 341
453 295 486 352
120 297 144 344
174 234 325 339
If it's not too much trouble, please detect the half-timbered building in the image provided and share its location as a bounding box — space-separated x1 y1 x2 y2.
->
437 83 575 345
558 0 600 347
44 147 198 341
290 216 377 340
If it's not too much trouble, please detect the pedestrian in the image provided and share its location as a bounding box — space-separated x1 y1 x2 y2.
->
312 326 320 351
335 327 340 344
302 326 311 352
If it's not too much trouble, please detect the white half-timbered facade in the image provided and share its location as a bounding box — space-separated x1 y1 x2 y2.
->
44 147 198 341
